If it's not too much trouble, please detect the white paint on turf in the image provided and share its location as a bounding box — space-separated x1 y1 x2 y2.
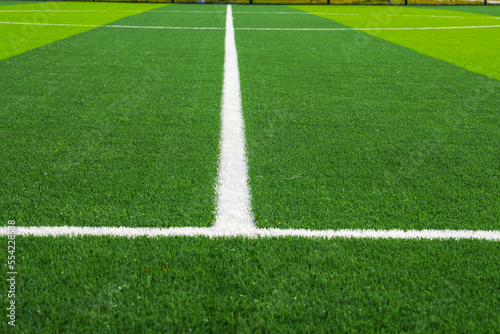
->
234 25 500 31
213 5 256 236
0 10 226 13
0 21 225 29
0 21 498 31
259 228 500 240
2 10 499 21
232 12 500 20
1 226 499 240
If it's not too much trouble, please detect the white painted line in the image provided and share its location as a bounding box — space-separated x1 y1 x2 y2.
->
0 21 498 31
1 226 499 240
0 21 224 30
233 11 500 19
4 10 498 20
234 25 500 31
213 5 256 236
259 228 500 240
157 11 225 13
0 10 226 13
0 10 146 13
105 25 223 30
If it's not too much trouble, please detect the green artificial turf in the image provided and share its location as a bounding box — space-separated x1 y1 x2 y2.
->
428 6 500 17
0 1 44 5
0 1 41 5
294 5 500 81
1 236 498 332
236 6 500 230
233 4 350 28
0 2 168 60
0 5 226 227
0 6 499 333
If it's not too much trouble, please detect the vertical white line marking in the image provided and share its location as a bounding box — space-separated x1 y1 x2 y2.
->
213 5 256 236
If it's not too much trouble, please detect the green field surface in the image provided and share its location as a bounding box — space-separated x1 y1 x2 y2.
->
236 6 500 230
432 6 500 16
0 2 168 60
1 236 498 332
0 5 225 227
0 1 42 5
1 5 499 332
294 5 500 80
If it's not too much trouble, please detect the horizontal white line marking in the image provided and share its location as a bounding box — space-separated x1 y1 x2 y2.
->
154 10 225 13
0 21 224 29
0 10 226 13
233 11 500 19
261 228 500 240
3 10 498 20
0 10 144 13
0 21 498 31
235 25 500 31
1 226 499 240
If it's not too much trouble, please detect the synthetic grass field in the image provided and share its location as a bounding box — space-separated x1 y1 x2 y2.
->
1 1 499 332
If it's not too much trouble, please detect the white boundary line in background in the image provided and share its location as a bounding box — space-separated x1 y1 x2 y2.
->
213 5 256 235
0 10 226 14
0 21 225 29
0 21 499 31
236 25 500 31
0 226 499 240
1 10 499 20
234 11 500 19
